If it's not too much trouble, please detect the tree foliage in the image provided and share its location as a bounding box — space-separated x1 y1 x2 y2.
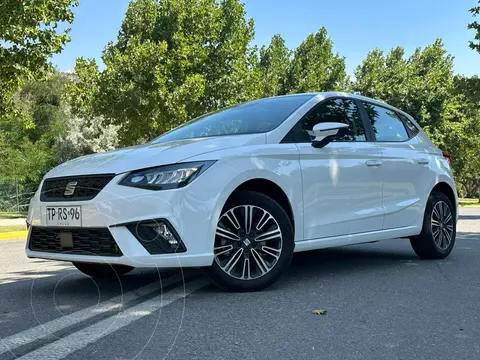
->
67 58 100 119
0 74 68 183
469 0 480 52
354 39 479 198
70 0 257 145
1 0 479 200
0 0 78 120
257 34 291 97
354 40 455 136
285 27 348 93
449 75 480 198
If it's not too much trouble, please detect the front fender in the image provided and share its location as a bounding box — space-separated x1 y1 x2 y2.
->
188 143 304 250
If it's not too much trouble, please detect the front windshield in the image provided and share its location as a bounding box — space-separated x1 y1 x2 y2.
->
152 95 314 144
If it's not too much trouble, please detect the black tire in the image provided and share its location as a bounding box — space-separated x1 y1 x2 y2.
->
410 191 456 259
73 262 134 278
205 190 294 292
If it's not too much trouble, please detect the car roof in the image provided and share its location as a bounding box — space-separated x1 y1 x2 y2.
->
269 92 413 120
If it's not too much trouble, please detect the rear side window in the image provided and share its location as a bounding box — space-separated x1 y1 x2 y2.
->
299 98 366 142
362 102 409 142
397 113 420 137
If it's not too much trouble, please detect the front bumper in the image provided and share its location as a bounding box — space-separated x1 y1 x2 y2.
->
26 173 223 268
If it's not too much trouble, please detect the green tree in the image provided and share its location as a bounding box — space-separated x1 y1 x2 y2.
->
0 74 69 183
351 49 387 97
257 34 291 97
443 116 480 199
353 40 455 138
285 27 348 93
354 40 480 199
0 0 78 121
469 0 480 52
67 58 100 119
449 76 480 199
71 0 257 145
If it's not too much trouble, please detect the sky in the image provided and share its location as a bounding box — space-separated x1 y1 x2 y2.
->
51 0 480 77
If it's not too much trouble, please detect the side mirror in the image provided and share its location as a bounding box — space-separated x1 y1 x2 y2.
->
311 122 349 148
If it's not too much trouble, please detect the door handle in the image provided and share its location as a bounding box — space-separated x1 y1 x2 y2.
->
415 158 430 165
366 160 382 167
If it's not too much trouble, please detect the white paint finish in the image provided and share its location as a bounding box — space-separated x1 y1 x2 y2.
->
26 92 458 271
379 142 431 229
44 134 267 178
379 133 458 229
297 142 384 239
186 143 304 241
0 273 187 356
28 144 305 268
294 226 421 253
16 278 208 360
26 250 214 268
312 122 349 141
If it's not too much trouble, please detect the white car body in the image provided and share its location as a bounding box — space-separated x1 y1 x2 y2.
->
26 92 458 272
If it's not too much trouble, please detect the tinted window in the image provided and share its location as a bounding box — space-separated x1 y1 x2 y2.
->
362 102 409 142
300 98 366 142
397 113 419 137
152 95 314 144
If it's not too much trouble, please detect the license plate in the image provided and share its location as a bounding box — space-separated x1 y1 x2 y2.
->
45 206 82 227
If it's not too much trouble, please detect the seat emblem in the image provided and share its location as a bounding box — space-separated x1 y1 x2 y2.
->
64 181 78 196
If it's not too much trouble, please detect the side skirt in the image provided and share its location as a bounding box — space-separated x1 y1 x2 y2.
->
294 226 421 253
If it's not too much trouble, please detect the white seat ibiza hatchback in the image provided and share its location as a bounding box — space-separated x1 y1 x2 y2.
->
26 92 458 291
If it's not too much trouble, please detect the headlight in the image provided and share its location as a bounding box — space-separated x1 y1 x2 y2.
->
119 161 216 190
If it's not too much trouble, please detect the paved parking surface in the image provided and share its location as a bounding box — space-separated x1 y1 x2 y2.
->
0 208 479 360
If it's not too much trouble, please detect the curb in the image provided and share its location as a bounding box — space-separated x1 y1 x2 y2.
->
0 231 28 241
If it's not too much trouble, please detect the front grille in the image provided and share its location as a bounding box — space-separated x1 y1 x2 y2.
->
29 227 122 257
40 174 115 202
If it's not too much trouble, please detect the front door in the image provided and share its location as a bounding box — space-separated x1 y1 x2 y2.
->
291 98 384 240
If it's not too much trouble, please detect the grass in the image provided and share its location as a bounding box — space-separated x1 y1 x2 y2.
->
0 224 27 233
460 203 480 208
459 198 480 207
0 211 28 219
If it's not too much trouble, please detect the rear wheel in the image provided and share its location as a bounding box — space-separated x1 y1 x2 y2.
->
410 191 456 259
73 262 133 278
205 190 294 292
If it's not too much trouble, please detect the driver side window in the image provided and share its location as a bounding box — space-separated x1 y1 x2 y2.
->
295 98 366 143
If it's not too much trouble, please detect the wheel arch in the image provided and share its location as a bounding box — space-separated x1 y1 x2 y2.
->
206 160 304 249
225 178 295 229
430 182 458 219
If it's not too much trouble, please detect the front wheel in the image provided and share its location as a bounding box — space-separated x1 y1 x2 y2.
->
73 262 134 278
410 191 456 259
205 190 294 292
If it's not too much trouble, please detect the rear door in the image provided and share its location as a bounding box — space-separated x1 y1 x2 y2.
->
288 97 384 240
359 101 432 229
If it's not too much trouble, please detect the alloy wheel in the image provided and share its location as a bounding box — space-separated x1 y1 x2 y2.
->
431 201 454 251
214 205 283 280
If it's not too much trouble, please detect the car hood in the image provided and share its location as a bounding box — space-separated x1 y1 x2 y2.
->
45 134 266 178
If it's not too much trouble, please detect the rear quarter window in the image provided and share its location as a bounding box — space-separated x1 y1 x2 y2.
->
397 113 420 137
362 102 409 142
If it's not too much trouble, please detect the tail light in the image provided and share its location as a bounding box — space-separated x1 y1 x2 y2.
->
442 152 452 167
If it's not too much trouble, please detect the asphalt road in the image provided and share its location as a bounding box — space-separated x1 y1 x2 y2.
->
0 208 479 360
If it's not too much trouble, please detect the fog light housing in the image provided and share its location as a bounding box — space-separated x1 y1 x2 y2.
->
126 219 186 254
